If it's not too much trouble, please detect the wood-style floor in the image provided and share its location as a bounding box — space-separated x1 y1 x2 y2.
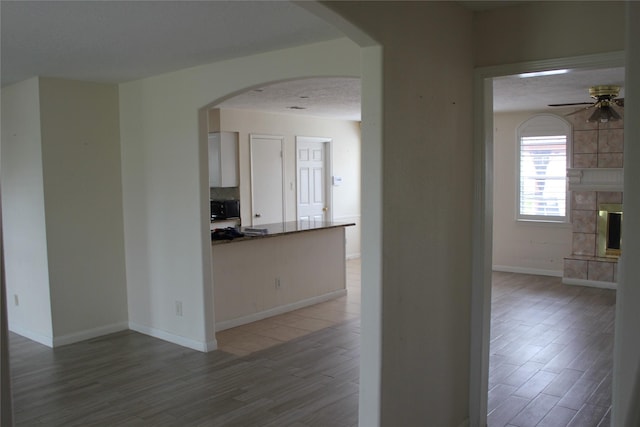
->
8 264 615 426
488 272 615 427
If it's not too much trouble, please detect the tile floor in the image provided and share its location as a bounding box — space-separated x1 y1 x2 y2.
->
8 259 616 426
488 271 615 427
216 258 361 356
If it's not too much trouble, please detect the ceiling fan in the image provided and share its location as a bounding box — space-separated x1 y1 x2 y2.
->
548 85 624 123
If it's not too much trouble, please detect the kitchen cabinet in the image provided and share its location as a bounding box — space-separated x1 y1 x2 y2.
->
208 131 238 187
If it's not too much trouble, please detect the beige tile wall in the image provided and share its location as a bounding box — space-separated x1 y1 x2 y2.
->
564 108 623 283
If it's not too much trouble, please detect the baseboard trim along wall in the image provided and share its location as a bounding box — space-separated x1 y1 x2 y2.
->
9 321 131 348
562 277 617 290
8 325 53 348
129 322 218 352
52 322 129 347
493 265 563 277
215 289 348 332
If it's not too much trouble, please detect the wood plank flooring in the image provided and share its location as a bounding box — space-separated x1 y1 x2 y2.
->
488 272 615 427
8 265 615 426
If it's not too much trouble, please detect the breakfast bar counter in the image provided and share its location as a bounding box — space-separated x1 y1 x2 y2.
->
211 221 355 331
211 220 355 244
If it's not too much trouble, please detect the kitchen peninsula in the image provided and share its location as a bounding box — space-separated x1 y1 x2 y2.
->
211 221 354 331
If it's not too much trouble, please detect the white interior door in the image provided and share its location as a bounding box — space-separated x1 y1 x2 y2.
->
296 137 329 223
250 135 284 226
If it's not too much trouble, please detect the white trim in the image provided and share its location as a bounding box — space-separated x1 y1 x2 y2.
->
562 277 617 290
8 325 54 348
493 265 562 277
128 322 217 353
215 288 347 332
567 168 624 191
52 322 129 347
346 253 361 260
471 50 625 427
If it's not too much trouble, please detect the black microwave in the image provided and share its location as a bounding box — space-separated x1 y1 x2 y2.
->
210 200 240 220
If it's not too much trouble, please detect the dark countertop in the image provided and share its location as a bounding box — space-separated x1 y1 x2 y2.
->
211 220 355 245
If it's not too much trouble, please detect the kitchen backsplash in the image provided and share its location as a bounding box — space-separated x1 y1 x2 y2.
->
210 187 239 200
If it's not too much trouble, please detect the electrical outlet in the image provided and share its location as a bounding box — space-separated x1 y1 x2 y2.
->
14 294 19 306
175 301 183 317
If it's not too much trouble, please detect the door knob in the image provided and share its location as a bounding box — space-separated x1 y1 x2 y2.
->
322 207 328 212
255 213 261 218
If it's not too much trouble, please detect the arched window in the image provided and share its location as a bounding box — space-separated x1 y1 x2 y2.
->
517 114 571 222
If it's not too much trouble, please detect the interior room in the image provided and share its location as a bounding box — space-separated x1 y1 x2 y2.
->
2 1 640 427
487 67 624 426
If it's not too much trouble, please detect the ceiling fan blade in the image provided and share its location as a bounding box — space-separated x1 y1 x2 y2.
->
548 102 594 107
614 98 624 107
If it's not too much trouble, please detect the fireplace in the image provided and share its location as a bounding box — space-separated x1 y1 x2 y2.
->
562 106 623 288
598 203 622 257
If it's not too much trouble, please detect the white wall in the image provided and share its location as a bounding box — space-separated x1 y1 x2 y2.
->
217 108 361 258
324 3 474 425
119 38 361 351
614 2 640 425
473 1 625 68
1 78 54 345
493 111 572 276
1 78 128 346
38 78 128 342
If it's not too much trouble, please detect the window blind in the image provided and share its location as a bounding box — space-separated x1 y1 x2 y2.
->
519 135 567 218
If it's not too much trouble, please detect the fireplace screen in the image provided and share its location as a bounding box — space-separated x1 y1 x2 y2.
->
598 204 623 257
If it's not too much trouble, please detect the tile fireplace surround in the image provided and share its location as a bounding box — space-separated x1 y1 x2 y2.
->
563 108 623 289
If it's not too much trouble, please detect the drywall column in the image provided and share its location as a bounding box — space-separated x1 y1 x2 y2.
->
38 78 128 344
324 3 474 425
0 78 54 346
613 3 640 425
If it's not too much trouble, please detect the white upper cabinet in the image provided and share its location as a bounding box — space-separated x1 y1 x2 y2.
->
208 131 239 187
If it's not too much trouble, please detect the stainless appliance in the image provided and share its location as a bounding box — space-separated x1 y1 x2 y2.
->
210 200 240 220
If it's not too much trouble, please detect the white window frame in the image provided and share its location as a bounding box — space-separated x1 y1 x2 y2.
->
516 114 571 223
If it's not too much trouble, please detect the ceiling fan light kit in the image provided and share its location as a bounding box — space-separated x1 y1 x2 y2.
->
587 104 622 123
549 85 624 123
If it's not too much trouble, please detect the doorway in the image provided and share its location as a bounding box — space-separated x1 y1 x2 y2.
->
472 51 626 425
250 134 285 226
296 136 331 223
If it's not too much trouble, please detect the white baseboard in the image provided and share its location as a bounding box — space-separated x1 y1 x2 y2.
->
215 288 348 332
562 277 617 290
52 322 129 347
8 325 53 348
493 265 562 277
129 322 217 353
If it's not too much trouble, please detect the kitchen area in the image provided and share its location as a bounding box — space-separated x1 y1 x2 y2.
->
207 106 360 333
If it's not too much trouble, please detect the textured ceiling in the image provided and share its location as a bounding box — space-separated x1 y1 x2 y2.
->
494 67 626 113
216 77 361 121
0 1 342 87
0 1 626 119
